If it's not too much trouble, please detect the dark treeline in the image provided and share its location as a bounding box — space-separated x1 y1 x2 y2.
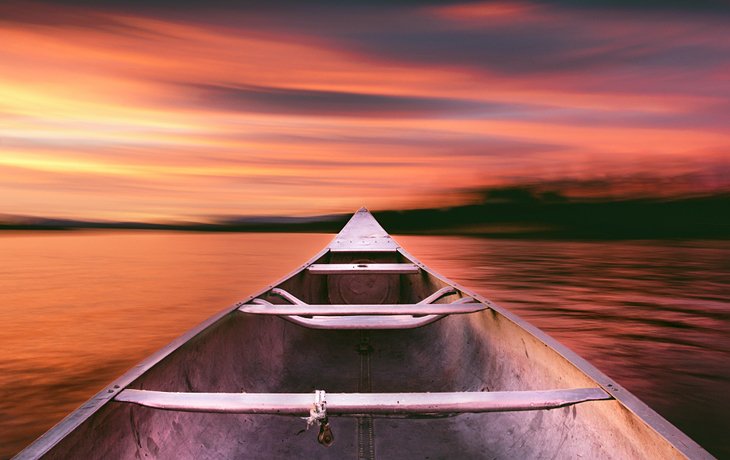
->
373 188 730 239
2 188 728 239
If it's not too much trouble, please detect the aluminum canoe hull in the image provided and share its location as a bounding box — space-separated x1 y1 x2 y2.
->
14 209 712 459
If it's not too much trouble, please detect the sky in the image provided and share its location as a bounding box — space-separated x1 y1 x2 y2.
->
0 1 728 221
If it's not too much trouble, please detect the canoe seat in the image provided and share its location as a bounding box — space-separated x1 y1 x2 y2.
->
238 287 487 330
307 263 419 275
115 387 612 416
238 303 486 316
321 258 407 304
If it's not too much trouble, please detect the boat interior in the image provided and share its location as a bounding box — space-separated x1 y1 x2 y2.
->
24 210 702 459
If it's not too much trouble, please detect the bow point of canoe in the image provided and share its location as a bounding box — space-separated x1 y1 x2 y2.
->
13 209 713 460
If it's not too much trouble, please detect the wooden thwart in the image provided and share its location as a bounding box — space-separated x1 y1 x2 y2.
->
116 388 611 415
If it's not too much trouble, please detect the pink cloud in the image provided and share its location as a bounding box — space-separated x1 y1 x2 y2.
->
0 1 727 220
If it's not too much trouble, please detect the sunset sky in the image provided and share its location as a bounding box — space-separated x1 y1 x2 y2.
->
1 1 728 221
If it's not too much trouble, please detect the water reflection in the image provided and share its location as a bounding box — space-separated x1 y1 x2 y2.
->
0 232 727 458
0 231 332 459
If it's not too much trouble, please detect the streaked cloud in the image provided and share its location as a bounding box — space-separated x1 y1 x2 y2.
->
184 84 489 118
0 1 727 220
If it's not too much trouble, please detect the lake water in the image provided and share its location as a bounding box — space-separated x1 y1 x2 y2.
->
0 232 728 458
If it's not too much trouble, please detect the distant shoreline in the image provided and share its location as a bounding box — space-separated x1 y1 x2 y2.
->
3 190 728 240
2 220 727 241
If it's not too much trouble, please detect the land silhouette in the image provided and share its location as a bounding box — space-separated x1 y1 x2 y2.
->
2 187 728 239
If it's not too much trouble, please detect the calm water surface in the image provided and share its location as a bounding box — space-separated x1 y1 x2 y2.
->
0 232 728 458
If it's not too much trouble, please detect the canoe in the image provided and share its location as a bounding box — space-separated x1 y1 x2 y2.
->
15 208 712 459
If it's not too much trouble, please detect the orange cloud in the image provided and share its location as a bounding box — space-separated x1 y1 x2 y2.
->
0 1 728 220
